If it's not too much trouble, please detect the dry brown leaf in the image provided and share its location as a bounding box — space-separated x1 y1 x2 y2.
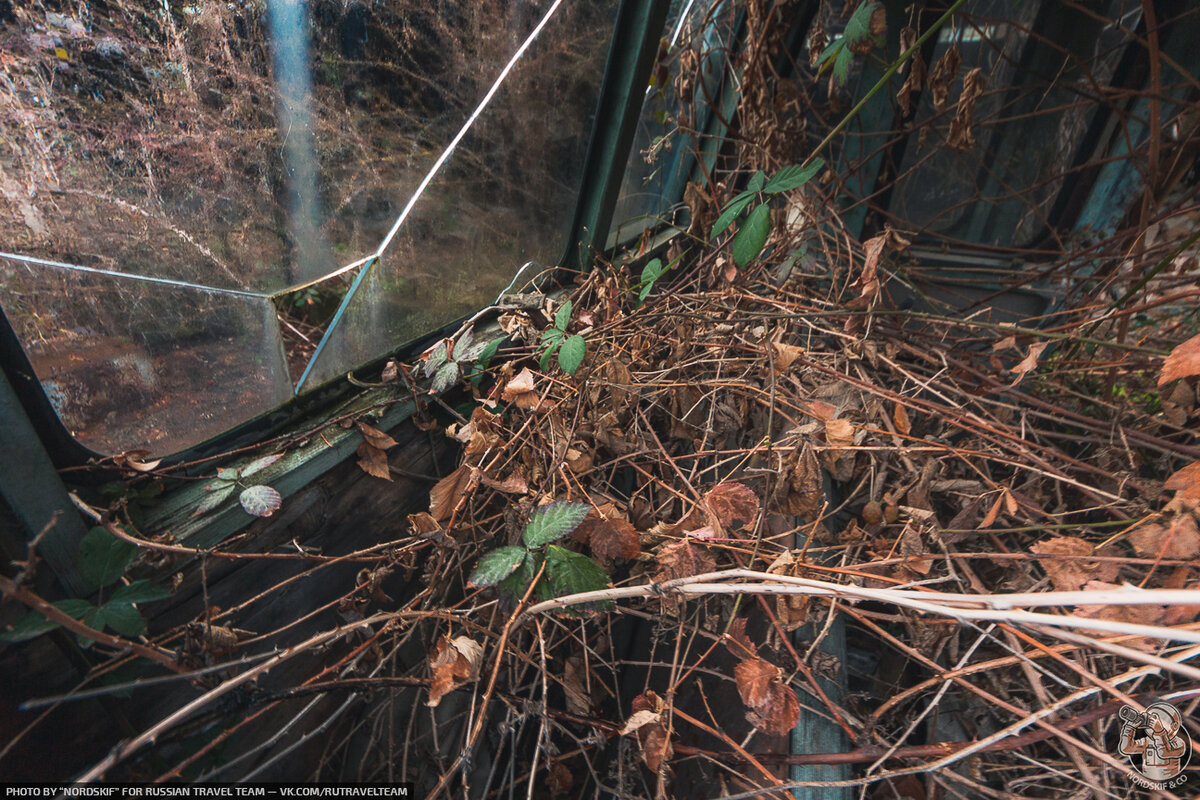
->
771 341 805 372
928 46 962 110
896 27 925 116
562 656 591 716
705 482 760 531
979 492 1004 528
1164 462 1200 506
825 418 854 448
620 709 662 736
479 470 528 495
774 444 824 518
947 67 985 150
501 367 541 409
427 635 483 707
357 422 397 451
1159 332 1200 387
356 441 392 482
547 762 572 797
734 657 777 708
1029 537 1120 591
576 506 641 562
407 511 444 540
1009 341 1049 386
1162 581 1200 626
429 464 477 522
747 682 802 736
631 692 672 771
565 447 594 474
893 402 911 436
1076 580 1167 650
115 449 163 472
653 540 716 582
1128 515 1200 560
992 335 1017 352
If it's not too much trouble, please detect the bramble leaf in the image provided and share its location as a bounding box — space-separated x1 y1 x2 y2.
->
468 546 527 587
111 580 172 605
239 485 282 517
554 300 572 331
524 502 591 548
710 193 757 239
194 484 236 516
425 341 449 377
95 601 145 638
431 361 460 393
239 454 282 478
764 158 825 193
544 545 612 604
79 527 137 589
0 599 93 643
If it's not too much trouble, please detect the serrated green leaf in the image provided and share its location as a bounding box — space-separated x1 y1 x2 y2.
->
111 580 171 605
239 485 281 517
424 341 448 378
217 467 239 481
764 158 826 194
541 327 564 343
845 1 884 47
0 599 93 643
640 258 664 284
95 601 145 638
710 193 757 239
832 46 853 89
468 546 528 587
496 552 538 601
79 527 137 589
731 203 772 268
431 361 460 393
453 326 474 359
79 607 103 648
193 483 236 516
554 300 572 331
816 38 843 68
523 502 591 548
239 454 281 478
558 335 586 375
746 170 767 193
543 545 611 603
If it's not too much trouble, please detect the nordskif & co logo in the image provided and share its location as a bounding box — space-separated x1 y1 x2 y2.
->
1116 701 1191 790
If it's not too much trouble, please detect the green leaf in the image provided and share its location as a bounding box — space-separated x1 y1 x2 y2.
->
554 300 572 331
79 527 137 589
424 341 448 378
540 327 564 344
239 485 282 517
731 203 772 268
111 580 171 605
193 483 236 516
496 552 539 600
832 46 853 89
845 1 884 48
710 193 757 239
523 501 591 548
468 546 528 587
816 39 843 68
217 467 239 481
453 326 474 359
474 337 504 369
95 601 145 638
558 335 586 375
539 342 557 372
746 170 767 193
764 158 826 193
239 454 281 478
638 282 655 307
0 599 93 643
431 361 460 393
640 258 664 285
543 545 611 602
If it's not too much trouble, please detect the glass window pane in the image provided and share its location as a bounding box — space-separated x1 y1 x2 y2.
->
1 255 291 456
300 0 621 390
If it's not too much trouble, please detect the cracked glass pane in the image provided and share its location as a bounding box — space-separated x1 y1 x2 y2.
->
0 255 292 456
299 0 621 390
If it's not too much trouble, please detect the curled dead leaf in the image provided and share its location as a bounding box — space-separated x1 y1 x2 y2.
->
356 441 392 481
427 635 483 707
429 464 477 522
1128 515 1200 560
1009 341 1049 386
357 422 398 451
928 45 962 110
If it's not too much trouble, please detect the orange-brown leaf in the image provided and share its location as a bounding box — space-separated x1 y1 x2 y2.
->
427 636 483 707
734 658 777 708
893 402 911 436
357 421 398 451
747 682 802 736
1164 462 1200 505
653 540 716 582
356 441 392 481
1009 341 1049 386
705 482 760 530
1159 332 1200 387
1128 515 1200 560
429 464 476 522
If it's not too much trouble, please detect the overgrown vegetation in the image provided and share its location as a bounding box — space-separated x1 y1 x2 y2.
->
3 0 1200 797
